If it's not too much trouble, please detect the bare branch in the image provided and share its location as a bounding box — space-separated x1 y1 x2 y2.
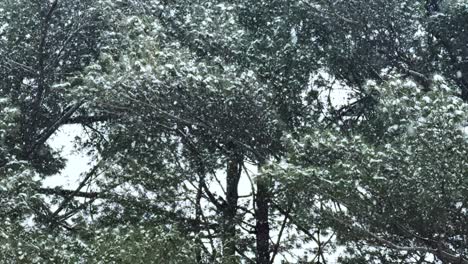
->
38 187 99 199
28 100 83 158
270 206 290 264
49 160 101 222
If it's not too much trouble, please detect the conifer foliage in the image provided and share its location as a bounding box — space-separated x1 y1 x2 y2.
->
0 0 467 263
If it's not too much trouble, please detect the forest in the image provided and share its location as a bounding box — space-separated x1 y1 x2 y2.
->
0 0 467 263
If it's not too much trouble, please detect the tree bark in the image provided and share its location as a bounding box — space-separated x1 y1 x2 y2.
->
195 176 204 264
222 157 242 264
255 169 270 264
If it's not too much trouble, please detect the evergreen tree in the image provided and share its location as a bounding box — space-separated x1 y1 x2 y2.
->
0 0 467 263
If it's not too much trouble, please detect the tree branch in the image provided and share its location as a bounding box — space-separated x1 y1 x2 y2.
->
270 206 290 264
64 114 113 124
38 187 99 199
49 160 101 223
28 100 83 158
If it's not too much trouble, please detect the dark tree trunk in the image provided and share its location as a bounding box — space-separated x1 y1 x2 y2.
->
222 157 242 264
195 176 204 264
255 168 270 264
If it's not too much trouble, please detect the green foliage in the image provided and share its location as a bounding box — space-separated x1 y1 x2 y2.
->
276 79 468 262
1 0 468 263
86 225 199 264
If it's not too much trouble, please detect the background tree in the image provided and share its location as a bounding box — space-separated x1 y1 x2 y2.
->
274 78 468 263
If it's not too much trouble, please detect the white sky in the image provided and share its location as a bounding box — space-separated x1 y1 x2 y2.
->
45 124 92 188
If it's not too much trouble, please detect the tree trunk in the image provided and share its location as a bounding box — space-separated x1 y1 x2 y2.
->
222 157 242 264
195 176 203 264
256 166 270 264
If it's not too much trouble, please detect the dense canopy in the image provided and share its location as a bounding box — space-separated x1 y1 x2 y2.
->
0 0 467 263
